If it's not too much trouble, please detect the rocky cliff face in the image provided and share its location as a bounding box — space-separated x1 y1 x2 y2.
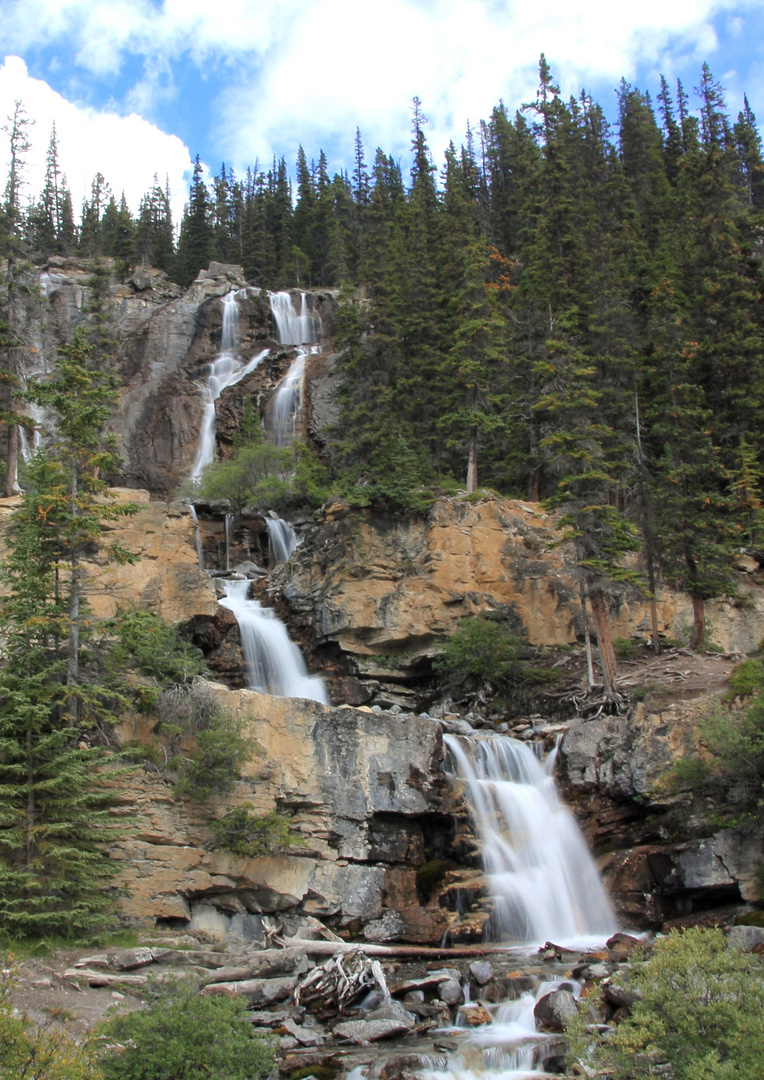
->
277 494 764 707
113 689 458 944
14 257 337 497
5 258 762 939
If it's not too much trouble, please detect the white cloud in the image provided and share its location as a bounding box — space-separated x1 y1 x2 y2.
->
0 0 759 211
0 56 192 223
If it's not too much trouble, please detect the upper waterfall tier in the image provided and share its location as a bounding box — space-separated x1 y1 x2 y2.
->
268 291 319 345
445 733 617 946
191 289 268 481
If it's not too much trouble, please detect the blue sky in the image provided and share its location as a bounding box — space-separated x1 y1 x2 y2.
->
0 0 762 225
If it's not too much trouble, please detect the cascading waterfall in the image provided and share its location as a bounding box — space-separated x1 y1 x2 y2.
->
266 516 299 564
191 290 268 481
218 579 328 704
445 733 616 946
268 290 318 346
267 291 319 447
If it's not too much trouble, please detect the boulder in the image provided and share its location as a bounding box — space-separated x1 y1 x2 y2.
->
534 988 578 1032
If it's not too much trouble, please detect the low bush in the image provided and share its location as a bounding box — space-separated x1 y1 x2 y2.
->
0 954 99 1079
570 928 764 1080
211 805 304 857
434 612 555 714
97 980 275 1080
156 682 254 800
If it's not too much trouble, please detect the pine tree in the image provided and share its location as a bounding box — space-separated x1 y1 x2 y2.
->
0 456 129 937
176 156 214 286
27 327 139 715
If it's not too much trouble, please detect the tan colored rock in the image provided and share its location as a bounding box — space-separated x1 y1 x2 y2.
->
287 495 764 662
110 687 444 935
0 490 218 624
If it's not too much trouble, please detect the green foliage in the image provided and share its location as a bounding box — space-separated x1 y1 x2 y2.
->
105 610 206 687
156 682 252 800
211 805 304 858
699 698 764 817
0 953 101 1078
612 636 637 660
666 756 711 791
579 929 764 1080
195 441 329 513
435 613 554 695
335 430 435 516
725 658 764 699
0 429 133 939
96 979 275 1080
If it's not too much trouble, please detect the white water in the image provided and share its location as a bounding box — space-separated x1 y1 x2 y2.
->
445 734 616 947
267 292 320 447
269 290 318 346
266 516 299 564
270 347 309 446
218 579 328 704
191 290 268 481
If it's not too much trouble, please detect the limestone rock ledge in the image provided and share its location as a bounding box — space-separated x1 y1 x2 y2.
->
111 689 455 943
0 489 219 624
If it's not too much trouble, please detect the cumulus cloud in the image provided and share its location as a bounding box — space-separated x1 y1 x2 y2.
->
0 0 760 212
0 56 192 223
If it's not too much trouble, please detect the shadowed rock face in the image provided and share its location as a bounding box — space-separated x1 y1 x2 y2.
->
558 700 760 928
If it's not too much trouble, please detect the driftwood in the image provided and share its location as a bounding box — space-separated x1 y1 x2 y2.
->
294 946 388 1016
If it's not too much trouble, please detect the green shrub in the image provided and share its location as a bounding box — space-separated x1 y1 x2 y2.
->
194 441 329 513
577 929 764 1080
700 698 764 815
211 805 304 857
725 658 764 699
612 636 636 661
435 613 553 690
97 980 274 1080
157 682 253 800
666 756 711 792
0 953 99 1079
105 610 206 686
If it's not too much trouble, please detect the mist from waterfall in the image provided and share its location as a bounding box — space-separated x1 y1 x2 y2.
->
218 578 328 704
445 733 616 947
191 289 268 481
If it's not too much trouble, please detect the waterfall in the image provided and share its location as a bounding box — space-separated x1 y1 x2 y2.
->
270 348 308 446
191 290 268 481
445 734 616 947
268 290 318 346
218 579 328 704
267 292 320 446
266 516 299 564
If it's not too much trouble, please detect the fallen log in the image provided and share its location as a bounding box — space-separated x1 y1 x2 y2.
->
277 938 528 959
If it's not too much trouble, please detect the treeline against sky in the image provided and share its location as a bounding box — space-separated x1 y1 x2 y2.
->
3 57 764 647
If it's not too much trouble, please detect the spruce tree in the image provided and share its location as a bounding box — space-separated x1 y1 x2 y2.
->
0 458 128 937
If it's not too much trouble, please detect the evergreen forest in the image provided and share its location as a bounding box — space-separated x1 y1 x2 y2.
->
1 60 762 668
